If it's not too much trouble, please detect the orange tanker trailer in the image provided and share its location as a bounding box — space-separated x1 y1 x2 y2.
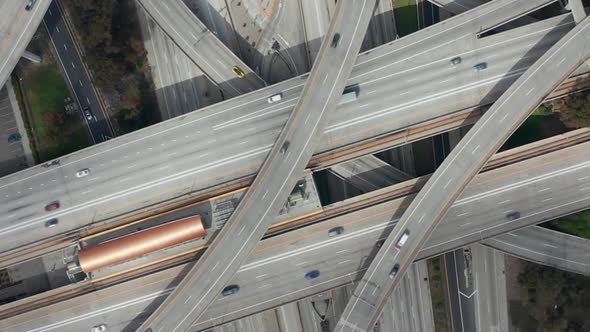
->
78 215 206 273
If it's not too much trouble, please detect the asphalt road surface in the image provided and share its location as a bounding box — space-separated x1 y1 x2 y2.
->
485 226 590 276
335 14 590 332
0 2 571 256
43 0 112 144
0 0 51 88
137 0 266 98
137 1 377 331
4 139 590 331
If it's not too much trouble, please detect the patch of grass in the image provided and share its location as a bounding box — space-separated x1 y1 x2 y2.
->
427 257 451 332
23 65 90 160
544 210 590 240
394 0 419 37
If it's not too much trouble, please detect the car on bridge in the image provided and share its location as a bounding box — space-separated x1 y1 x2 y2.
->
388 264 400 279
222 285 240 296
44 201 60 212
395 230 410 250
232 66 246 79
473 62 488 71
305 270 320 280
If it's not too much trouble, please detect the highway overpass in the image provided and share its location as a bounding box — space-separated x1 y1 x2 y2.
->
0 0 51 88
137 0 265 98
2 138 590 331
485 226 590 276
0 1 572 257
336 12 590 331
137 1 377 331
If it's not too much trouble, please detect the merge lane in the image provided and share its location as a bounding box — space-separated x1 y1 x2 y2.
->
336 16 590 332
137 1 378 331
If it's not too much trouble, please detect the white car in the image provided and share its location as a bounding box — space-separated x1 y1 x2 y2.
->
395 230 410 250
267 93 283 103
76 168 90 178
91 324 107 332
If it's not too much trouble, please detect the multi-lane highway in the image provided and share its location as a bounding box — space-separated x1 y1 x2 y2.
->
137 0 266 98
0 1 572 256
485 226 590 276
336 13 590 331
3 138 590 331
137 1 377 330
0 0 51 88
43 1 113 143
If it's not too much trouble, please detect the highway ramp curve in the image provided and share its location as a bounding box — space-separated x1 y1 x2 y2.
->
137 1 378 331
335 14 590 332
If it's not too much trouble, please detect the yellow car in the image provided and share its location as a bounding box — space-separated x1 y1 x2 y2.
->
232 66 246 78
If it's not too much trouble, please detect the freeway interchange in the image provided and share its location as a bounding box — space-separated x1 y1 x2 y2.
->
2 0 590 331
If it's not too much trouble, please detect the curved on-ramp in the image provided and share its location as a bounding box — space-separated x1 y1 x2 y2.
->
336 15 590 332
137 1 377 331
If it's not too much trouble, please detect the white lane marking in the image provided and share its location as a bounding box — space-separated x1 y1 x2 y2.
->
507 233 519 237
367 90 377 95
63 44 67 51
499 113 509 123
337 249 349 254
417 214 426 224
238 140 249 145
55 26 59 33
399 91 411 96
556 57 566 66
71 62 75 69
338 260 351 265
261 190 268 200
443 179 452 189
498 200 511 205
543 243 558 249
82 190 93 195
305 113 312 124
537 187 551 192
127 164 137 169
256 274 267 279
167 152 178 157
525 87 535 96
579 176 590 181
49 9 52 15
456 212 469 217
198 153 209 158
295 262 307 266
86 97 91 104
580 186 590 191
158 166 170 170
471 144 480 154
79 79 83 87
542 198 553 202
360 103 371 108
211 262 220 271
184 295 192 304
258 284 271 289
237 226 246 236
459 222 472 227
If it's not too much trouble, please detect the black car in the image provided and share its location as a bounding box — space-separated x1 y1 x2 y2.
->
506 211 521 221
389 264 400 279
222 285 240 296
280 140 290 154
331 33 341 48
25 0 37 11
